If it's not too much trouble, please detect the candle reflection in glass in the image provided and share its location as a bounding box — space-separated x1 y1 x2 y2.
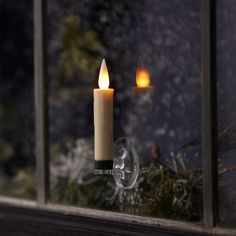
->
124 65 156 164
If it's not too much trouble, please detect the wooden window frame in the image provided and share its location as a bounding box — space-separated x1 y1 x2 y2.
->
0 0 235 235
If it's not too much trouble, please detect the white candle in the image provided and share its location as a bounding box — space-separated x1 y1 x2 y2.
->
94 59 114 170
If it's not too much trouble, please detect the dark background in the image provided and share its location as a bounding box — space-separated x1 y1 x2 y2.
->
0 0 236 227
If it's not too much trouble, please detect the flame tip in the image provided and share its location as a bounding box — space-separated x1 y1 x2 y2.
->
98 59 109 89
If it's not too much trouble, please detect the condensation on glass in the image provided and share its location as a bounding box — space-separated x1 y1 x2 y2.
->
48 0 202 221
0 1 35 199
217 0 236 227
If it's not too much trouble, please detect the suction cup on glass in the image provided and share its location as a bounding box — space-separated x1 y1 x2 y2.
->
94 137 139 189
113 137 139 189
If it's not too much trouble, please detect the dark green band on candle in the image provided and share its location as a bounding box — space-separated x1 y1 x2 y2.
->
95 160 113 170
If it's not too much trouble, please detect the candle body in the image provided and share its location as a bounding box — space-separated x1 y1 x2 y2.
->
94 88 114 169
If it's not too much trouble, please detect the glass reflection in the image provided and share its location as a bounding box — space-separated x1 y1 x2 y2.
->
0 1 35 199
217 0 236 227
49 0 202 221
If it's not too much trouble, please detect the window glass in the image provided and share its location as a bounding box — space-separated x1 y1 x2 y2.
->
0 1 35 199
49 0 202 221
217 0 236 227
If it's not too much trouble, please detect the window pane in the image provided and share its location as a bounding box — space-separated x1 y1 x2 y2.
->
0 1 35 199
217 0 236 227
49 0 202 221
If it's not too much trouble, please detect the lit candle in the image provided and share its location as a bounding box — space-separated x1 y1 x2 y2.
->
94 59 114 170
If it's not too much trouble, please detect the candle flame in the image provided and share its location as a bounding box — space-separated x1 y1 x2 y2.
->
136 67 150 88
98 59 109 89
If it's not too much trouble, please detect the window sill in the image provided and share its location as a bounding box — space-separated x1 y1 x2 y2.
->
0 196 234 236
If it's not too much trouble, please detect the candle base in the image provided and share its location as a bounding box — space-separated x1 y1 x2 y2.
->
94 160 113 170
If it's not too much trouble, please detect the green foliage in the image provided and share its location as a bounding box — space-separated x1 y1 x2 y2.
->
56 15 105 87
50 139 112 209
0 167 36 199
105 154 203 221
50 138 203 221
53 175 111 209
0 139 14 162
13 167 36 199
0 105 14 164
141 163 203 220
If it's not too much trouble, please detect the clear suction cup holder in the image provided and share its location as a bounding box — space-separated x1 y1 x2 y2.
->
94 137 139 189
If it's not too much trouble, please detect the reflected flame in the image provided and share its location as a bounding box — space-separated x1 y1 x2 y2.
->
98 59 109 89
136 67 150 88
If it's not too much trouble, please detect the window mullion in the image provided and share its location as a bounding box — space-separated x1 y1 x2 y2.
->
201 0 218 228
34 0 49 205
